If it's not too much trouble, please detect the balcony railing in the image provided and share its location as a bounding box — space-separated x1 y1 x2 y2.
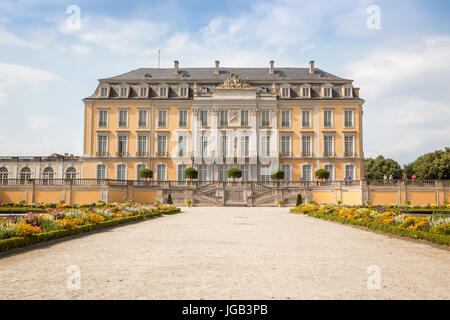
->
96 151 108 157
301 152 312 157
116 151 128 157
323 151 334 157
136 152 148 157
280 151 291 157
344 151 354 157
156 151 168 157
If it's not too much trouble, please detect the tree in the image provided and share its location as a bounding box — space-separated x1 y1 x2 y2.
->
138 168 153 181
227 168 242 181
167 193 173 204
364 155 402 180
315 169 330 181
270 170 284 181
184 167 198 181
296 194 303 206
403 147 450 179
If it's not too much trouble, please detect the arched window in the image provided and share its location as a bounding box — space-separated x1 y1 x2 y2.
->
19 167 31 184
281 164 292 181
0 167 8 184
156 163 167 181
65 167 77 179
96 164 106 179
42 167 54 184
345 164 355 180
302 164 313 181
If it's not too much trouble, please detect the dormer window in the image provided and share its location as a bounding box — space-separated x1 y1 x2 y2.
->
322 86 332 98
343 86 353 98
159 86 168 98
179 86 188 98
120 87 128 97
100 87 108 97
281 87 290 98
302 87 310 98
139 87 148 97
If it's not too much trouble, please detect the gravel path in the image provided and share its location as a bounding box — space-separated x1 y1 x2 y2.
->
0 207 449 300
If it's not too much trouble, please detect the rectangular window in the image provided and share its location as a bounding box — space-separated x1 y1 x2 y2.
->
158 109 168 127
261 111 270 127
120 87 128 97
97 135 108 156
178 135 187 157
220 110 228 126
96 164 106 179
281 164 291 181
201 135 208 157
140 87 147 97
302 110 311 128
178 164 187 181
302 165 312 181
179 110 188 128
138 109 148 128
98 110 108 128
280 136 291 156
241 110 249 126
157 135 167 156
136 164 146 181
118 109 128 128
220 135 227 156
260 165 270 182
200 111 208 127
241 136 249 157
261 136 270 156
323 110 333 128
323 87 331 97
344 109 354 128
180 87 188 97
241 165 249 181
344 136 354 156
345 165 355 179
302 135 312 157
281 110 291 128
219 165 229 181
117 164 127 180
137 135 147 156
344 87 352 97
157 164 167 181
302 87 310 97
324 135 334 157
117 135 128 156
100 87 108 97
281 87 290 98
324 164 334 181
160 87 167 97
198 165 208 181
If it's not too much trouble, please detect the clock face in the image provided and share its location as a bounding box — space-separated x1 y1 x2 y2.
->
231 111 238 122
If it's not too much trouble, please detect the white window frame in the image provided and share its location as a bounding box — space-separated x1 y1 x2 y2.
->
178 134 189 157
301 86 311 98
323 133 334 157
117 133 129 156
281 86 290 98
138 108 148 128
116 163 127 180
260 110 270 127
139 86 148 98
302 163 313 181
199 110 209 127
301 133 312 157
136 133 148 156
240 164 249 181
344 164 356 180
260 135 270 157
100 87 109 97
118 108 129 128
240 110 249 126
156 163 168 181
98 109 109 128
322 86 332 98
219 110 228 127
157 108 168 128
301 109 312 128
280 135 291 156
136 163 147 180
157 134 168 156
177 164 188 181
280 109 291 128
178 109 189 128
65 166 77 179
96 164 107 180
97 133 109 156
343 86 353 98
240 135 249 157
323 109 334 128
343 108 354 128
159 85 168 98
280 163 292 181
120 87 128 98
323 163 335 181
344 133 355 157
179 86 188 98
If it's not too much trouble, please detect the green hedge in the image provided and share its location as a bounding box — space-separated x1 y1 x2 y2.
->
291 210 450 246
0 207 46 213
0 208 181 253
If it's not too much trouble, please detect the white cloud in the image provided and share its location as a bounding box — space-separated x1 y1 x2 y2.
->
345 36 450 163
72 44 90 55
26 115 56 129
0 62 59 106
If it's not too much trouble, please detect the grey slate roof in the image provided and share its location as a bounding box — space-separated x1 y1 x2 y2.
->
101 67 351 82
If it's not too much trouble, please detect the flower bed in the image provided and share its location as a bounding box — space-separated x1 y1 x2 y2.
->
290 204 450 246
0 202 180 252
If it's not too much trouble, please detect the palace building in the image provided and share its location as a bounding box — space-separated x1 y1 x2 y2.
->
80 60 364 182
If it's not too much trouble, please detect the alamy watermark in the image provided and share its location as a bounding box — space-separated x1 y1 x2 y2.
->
66 264 81 291
366 265 381 290
366 5 381 30
66 5 81 31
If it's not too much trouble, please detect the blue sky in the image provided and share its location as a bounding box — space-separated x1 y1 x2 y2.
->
0 0 449 164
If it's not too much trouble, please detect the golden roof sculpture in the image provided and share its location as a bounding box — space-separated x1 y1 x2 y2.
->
217 73 251 89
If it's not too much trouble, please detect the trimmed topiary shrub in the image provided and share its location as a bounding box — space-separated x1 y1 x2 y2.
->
167 193 173 205
296 194 303 206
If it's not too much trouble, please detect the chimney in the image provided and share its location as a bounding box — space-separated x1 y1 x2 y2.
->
309 60 315 75
269 60 274 74
173 60 179 74
215 60 220 75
